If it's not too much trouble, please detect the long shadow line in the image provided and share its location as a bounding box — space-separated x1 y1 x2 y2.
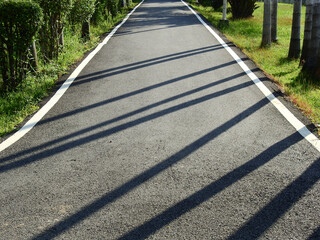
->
75 45 219 80
0 73 248 166
117 132 304 240
72 46 225 86
36 61 236 127
0 68 245 163
31 98 270 240
228 158 320 239
115 25 182 37
308 226 320 239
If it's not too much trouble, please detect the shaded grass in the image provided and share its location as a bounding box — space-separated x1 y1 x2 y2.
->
191 2 320 131
0 5 138 137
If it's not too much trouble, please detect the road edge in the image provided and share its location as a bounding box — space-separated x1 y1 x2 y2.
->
181 0 320 153
0 0 144 153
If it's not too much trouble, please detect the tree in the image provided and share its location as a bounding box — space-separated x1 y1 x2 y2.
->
303 0 320 72
271 0 278 42
300 0 314 65
228 0 258 19
69 0 96 41
34 0 72 60
261 0 271 47
288 0 302 59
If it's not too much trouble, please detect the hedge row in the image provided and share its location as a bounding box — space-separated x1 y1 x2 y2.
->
0 0 131 93
0 0 42 92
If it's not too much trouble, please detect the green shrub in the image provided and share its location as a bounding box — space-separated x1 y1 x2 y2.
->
0 0 42 92
34 0 72 60
228 0 258 19
69 0 96 24
198 0 213 7
69 0 96 40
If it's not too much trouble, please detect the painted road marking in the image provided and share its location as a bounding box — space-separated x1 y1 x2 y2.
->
181 0 320 153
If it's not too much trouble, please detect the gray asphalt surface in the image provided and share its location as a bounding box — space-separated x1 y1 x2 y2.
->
1 0 320 239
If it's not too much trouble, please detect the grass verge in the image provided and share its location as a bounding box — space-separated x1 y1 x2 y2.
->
0 3 138 137
191 2 320 133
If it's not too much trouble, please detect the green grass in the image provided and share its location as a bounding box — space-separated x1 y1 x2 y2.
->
191 2 320 132
0 4 138 137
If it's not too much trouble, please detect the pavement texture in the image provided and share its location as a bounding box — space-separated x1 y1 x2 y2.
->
1 0 320 239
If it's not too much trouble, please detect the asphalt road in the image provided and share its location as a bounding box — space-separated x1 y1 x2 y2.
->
1 0 320 239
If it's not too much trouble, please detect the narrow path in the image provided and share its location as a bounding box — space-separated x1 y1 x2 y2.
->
1 0 319 239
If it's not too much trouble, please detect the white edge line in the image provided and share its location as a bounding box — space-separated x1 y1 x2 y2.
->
0 1 144 153
181 0 320 153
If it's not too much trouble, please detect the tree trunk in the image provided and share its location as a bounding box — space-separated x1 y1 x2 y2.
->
262 0 271 47
303 0 320 72
271 0 278 42
81 21 90 41
288 0 302 59
31 40 38 71
300 0 314 65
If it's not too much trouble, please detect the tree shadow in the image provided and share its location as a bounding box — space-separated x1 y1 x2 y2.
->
228 157 320 239
0 76 254 172
117 132 307 240
31 97 270 240
71 45 225 87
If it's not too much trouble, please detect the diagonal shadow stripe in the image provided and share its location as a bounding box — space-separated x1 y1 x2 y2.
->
0 69 243 164
36 61 236 127
74 45 221 81
31 98 270 240
72 45 225 86
228 158 320 239
117 132 305 240
1 77 253 171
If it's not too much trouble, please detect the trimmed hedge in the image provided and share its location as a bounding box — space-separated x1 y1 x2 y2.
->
0 0 42 92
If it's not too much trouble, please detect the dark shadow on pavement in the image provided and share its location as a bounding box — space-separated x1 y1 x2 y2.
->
116 132 305 240
71 45 225 87
0 71 251 169
31 98 270 240
75 45 221 81
37 61 236 127
227 157 320 239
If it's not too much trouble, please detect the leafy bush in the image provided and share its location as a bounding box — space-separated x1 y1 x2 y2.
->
228 0 258 19
34 0 72 60
0 0 42 92
69 0 96 24
69 0 96 40
198 0 213 7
